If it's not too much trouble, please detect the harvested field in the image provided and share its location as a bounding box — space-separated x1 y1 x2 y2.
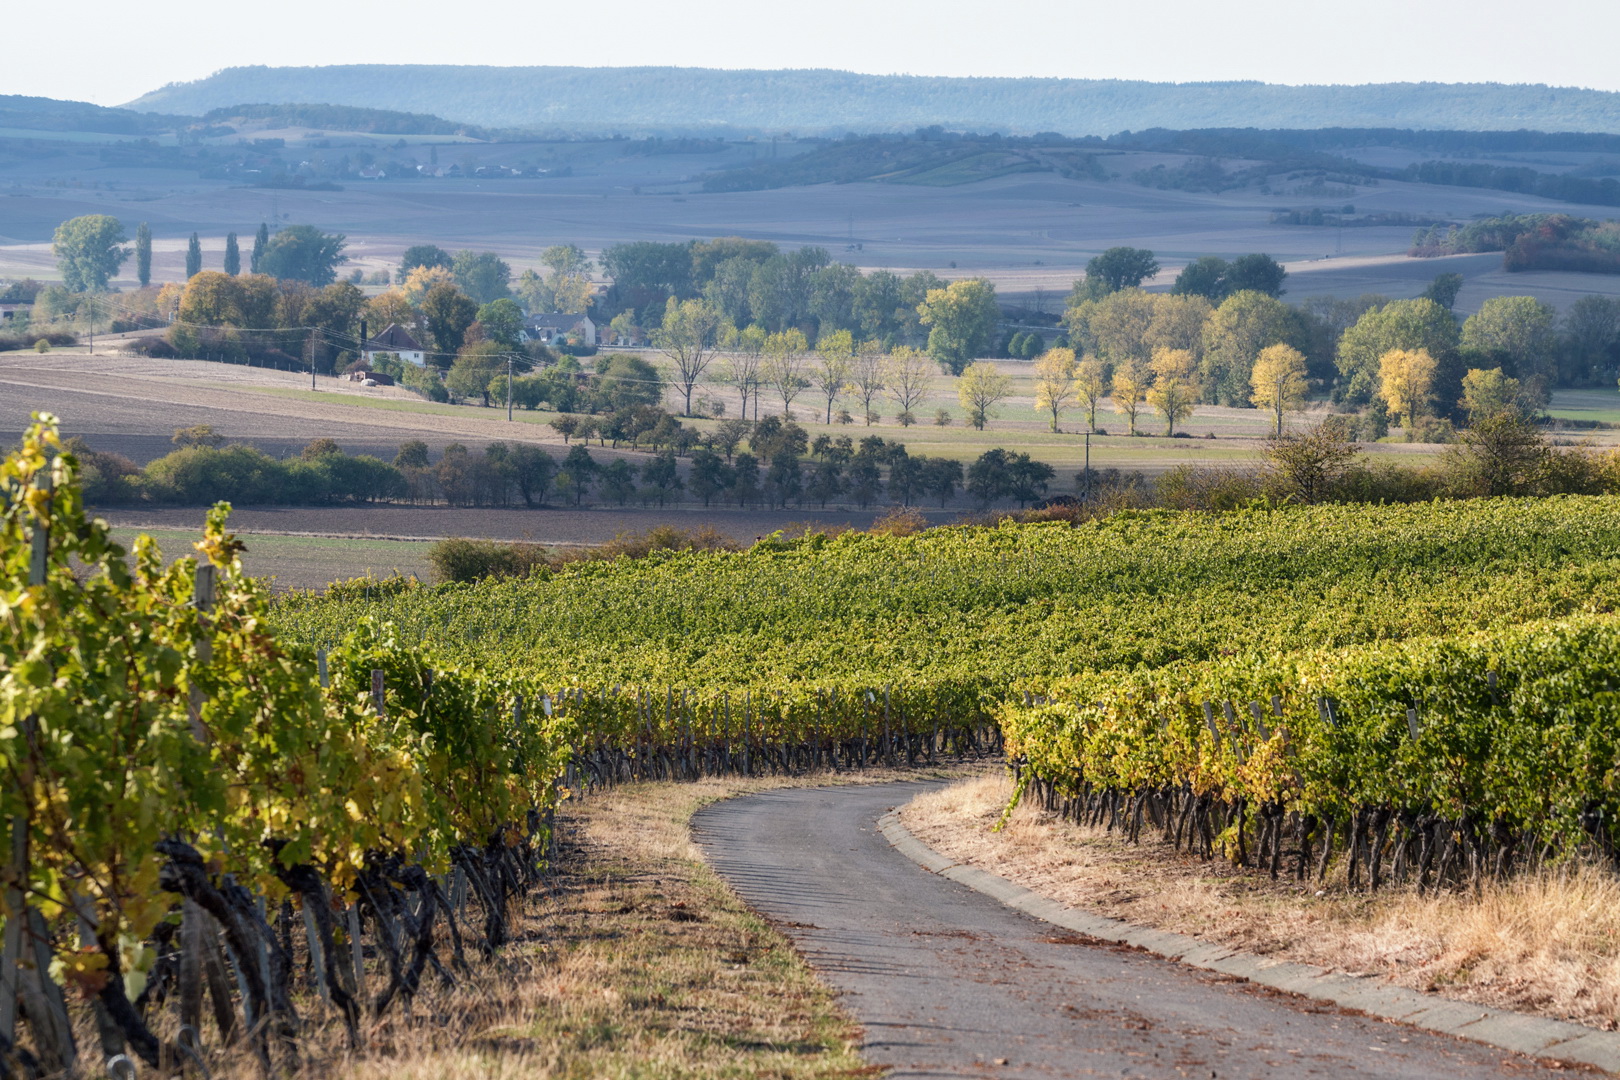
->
903 774 1620 1032
6 139 1620 317
101 505 937 591
106 527 438 591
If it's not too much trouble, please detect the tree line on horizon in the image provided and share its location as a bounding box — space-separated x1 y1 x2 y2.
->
20 216 1620 450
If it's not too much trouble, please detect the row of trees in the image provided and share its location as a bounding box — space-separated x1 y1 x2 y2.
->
80 407 1612 518
72 421 1057 512
397 243 594 312
52 215 350 293
1062 272 1620 431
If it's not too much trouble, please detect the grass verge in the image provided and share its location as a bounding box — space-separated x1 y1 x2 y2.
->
204 767 981 1079
903 773 1620 1032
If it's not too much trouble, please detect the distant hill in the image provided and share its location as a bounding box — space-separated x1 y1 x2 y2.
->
0 94 185 136
124 66 1620 137
200 103 493 139
703 127 1620 204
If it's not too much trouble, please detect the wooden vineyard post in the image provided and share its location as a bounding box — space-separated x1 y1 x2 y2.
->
883 685 892 768
371 669 387 718
300 904 331 1005
180 562 217 1043
1 475 80 1073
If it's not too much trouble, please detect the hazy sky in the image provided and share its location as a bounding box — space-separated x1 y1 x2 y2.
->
20 0 1620 107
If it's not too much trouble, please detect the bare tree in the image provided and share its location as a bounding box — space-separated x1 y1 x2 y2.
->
848 340 888 424
883 346 934 425
718 324 767 420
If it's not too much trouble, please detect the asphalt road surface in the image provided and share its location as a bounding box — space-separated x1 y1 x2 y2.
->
693 781 1581 1079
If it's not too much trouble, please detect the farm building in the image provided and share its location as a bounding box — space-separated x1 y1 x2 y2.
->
523 312 596 347
360 323 426 366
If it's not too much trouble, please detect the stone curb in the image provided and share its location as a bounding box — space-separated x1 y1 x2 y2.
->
876 810 1620 1075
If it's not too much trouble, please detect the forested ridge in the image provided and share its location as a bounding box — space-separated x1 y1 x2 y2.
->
125 66 1620 137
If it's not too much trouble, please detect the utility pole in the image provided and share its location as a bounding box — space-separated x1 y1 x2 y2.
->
506 356 514 421
1083 431 1091 502
308 330 316 391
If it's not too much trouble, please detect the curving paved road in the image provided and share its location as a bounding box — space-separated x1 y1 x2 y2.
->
693 781 1581 1079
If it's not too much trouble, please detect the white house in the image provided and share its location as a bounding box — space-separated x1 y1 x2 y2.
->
523 312 596 348
360 323 426 366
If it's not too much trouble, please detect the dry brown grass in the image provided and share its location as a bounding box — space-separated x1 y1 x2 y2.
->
903 774 1620 1031
193 767 981 1078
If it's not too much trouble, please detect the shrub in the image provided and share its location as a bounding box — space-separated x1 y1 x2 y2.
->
63 437 141 504
142 444 284 504
868 506 929 536
426 538 554 583
322 574 420 601
598 524 740 559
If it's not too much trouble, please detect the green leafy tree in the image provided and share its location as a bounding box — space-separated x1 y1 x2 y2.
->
223 232 241 276
451 250 513 304
1460 295 1557 388
508 443 556 506
640 451 684 506
258 225 348 285
1200 290 1295 406
688 447 732 506
1078 246 1159 299
447 342 507 406
918 278 999 375
1561 296 1620 384
560 444 598 504
1172 255 1228 302
1421 272 1464 311
134 222 151 288
1460 367 1526 422
924 456 963 506
1444 411 1552 496
540 244 594 313
421 283 478 362
1222 253 1287 297
476 297 525 348
1336 298 1458 407
250 222 268 274
594 353 664 411
185 232 202 279
399 244 453 282
1067 288 1156 369
52 215 129 292
602 241 695 303
598 459 637 505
